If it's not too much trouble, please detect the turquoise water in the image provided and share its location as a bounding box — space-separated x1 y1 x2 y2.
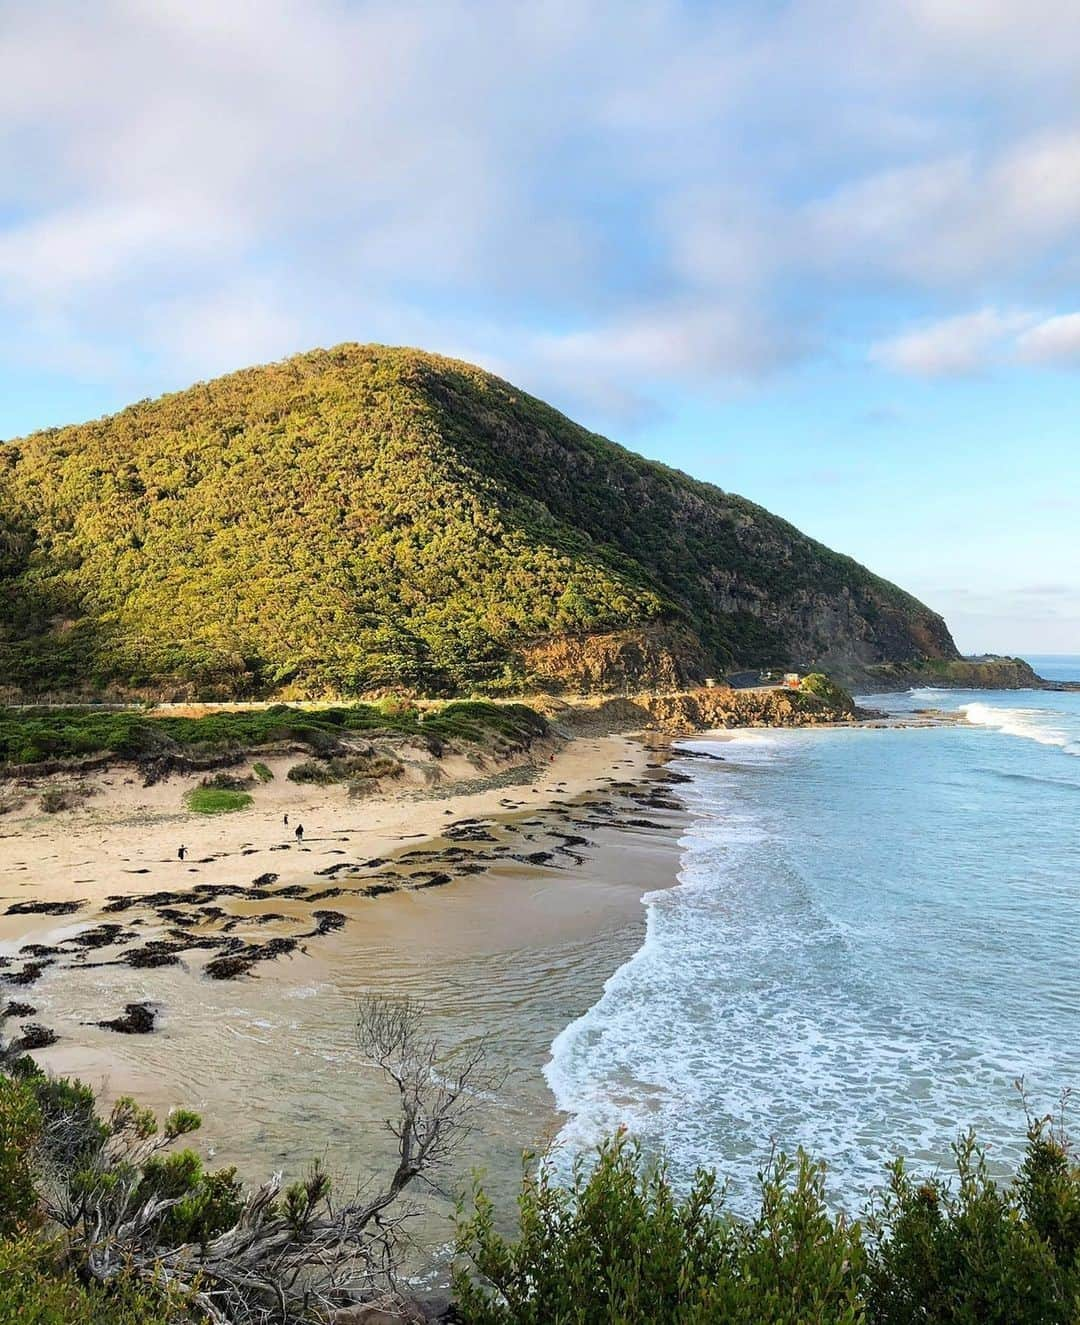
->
546 658 1080 1207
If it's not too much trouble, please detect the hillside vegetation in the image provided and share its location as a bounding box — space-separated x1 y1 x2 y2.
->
0 345 957 699
0 700 547 772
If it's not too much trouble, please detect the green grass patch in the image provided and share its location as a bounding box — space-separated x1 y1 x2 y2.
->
251 761 274 783
183 786 253 815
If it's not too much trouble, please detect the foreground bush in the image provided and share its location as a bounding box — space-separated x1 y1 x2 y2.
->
0 1237 187 1324
454 1133 865 1324
455 1115 1080 1324
1 998 494 1323
865 1122 1080 1324
0 1071 40 1236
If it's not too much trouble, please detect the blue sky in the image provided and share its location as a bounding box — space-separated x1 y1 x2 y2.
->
1 1 1078 652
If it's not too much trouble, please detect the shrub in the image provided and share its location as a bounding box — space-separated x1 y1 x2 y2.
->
453 1132 865 1324
0 998 492 1322
37 789 72 810
288 751 404 786
182 786 253 814
202 771 252 791
798 672 855 714
251 761 274 783
0 1074 40 1237
0 1236 187 1324
378 696 413 717
865 1121 1080 1325
456 1116 1080 1324
136 1151 244 1248
286 758 337 785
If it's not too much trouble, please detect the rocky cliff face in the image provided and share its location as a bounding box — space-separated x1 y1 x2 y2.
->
517 626 706 694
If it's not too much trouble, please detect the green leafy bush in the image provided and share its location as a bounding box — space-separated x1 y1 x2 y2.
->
454 1131 866 1324
251 760 274 782
136 1151 244 1248
0 1237 187 1324
865 1121 1080 1324
798 672 856 714
455 1116 1080 1324
0 1074 40 1237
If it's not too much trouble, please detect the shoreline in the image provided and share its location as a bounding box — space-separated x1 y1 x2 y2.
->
5 694 1055 1251
1 726 689 1238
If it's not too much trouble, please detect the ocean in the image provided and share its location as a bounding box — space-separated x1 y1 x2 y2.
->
545 655 1080 1209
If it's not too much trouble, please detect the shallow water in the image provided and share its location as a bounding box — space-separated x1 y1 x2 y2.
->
21 796 681 1255
546 660 1080 1209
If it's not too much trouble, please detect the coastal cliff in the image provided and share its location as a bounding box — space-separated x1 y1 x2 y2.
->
856 655 1053 692
0 343 957 700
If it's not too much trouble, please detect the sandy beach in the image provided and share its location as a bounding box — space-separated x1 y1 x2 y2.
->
1 727 688 1248
0 731 643 915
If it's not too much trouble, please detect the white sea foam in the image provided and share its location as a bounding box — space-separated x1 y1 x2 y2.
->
961 702 1078 755
543 714 1080 1209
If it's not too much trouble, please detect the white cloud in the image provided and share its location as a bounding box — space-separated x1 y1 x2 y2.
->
1016 313 1080 366
807 130 1080 285
538 303 801 383
5 0 1080 427
871 306 1080 377
0 202 237 300
869 309 1032 378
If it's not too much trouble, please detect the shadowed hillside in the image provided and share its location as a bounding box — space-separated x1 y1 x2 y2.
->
0 344 957 698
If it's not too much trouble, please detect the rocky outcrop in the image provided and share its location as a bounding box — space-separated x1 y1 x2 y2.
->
854 656 1050 693
554 683 859 736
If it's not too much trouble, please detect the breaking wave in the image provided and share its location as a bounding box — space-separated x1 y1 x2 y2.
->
961 703 1079 756
544 689 1080 1210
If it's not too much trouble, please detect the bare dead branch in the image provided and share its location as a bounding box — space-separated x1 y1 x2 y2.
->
12 994 494 1322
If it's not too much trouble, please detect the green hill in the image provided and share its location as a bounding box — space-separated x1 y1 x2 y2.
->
0 344 957 699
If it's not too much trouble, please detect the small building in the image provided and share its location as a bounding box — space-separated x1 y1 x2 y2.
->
783 672 801 689
704 676 718 688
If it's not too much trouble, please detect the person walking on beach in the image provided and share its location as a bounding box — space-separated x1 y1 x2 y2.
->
178 844 187 861
283 813 289 827
295 823 304 843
